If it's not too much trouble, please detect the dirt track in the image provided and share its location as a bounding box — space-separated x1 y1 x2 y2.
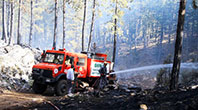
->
0 89 58 110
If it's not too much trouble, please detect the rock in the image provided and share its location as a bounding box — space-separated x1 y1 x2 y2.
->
85 87 94 92
119 85 131 92
0 45 41 91
128 85 142 93
108 84 119 90
191 85 198 89
103 87 109 92
80 82 89 88
140 104 148 110
130 92 136 96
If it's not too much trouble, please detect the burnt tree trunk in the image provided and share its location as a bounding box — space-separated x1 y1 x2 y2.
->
53 0 58 50
87 0 96 52
17 0 22 45
170 0 186 91
62 0 66 48
112 0 118 69
8 0 13 45
2 0 6 42
82 0 87 51
29 0 33 46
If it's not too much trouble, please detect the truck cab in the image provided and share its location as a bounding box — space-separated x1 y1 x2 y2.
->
32 49 113 96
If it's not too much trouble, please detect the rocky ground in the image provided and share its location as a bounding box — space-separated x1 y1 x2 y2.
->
0 43 41 92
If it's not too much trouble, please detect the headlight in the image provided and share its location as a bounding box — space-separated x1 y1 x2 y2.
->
54 69 58 74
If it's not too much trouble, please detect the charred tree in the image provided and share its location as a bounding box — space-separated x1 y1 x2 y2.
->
17 0 22 45
170 0 186 91
9 0 14 45
81 0 87 51
62 0 66 48
87 0 96 52
53 0 58 50
1 0 6 42
29 0 33 46
112 0 118 69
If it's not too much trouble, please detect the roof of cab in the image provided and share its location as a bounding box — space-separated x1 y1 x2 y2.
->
46 49 87 58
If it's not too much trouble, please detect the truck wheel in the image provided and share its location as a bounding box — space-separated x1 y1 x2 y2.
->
55 80 67 96
32 81 47 94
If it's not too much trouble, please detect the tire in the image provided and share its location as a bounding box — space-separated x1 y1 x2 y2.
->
55 80 67 96
32 81 47 94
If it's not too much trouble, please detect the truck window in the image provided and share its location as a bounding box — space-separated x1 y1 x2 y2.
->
77 57 85 66
65 56 74 66
91 55 104 61
44 53 64 64
70 57 74 65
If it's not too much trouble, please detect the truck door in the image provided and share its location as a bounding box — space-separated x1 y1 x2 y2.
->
76 57 87 78
65 56 73 65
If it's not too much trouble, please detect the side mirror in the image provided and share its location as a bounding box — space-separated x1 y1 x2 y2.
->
43 50 46 55
41 50 46 58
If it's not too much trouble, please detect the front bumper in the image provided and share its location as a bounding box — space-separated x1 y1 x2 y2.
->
32 73 55 84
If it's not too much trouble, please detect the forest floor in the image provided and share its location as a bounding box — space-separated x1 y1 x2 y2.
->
0 84 198 110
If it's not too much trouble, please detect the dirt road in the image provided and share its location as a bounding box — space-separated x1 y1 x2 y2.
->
0 89 59 110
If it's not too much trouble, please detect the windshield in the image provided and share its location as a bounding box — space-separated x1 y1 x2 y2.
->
44 53 64 64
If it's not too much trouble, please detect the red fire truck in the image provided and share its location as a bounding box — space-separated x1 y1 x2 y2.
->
32 49 115 96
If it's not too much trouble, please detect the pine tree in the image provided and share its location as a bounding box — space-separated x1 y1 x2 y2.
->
62 0 66 48
87 0 96 52
1 0 6 42
17 0 22 45
8 0 14 45
112 0 118 68
81 0 87 51
170 0 186 90
6 0 10 40
29 0 33 46
53 0 58 50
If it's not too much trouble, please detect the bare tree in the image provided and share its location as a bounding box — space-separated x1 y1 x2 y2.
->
87 0 96 52
170 0 186 91
53 0 58 50
1 0 6 42
112 0 118 69
17 0 22 45
81 0 87 51
62 0 66 48
29 0 33 46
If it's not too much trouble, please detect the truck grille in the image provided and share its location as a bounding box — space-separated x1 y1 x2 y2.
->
33 69 53 78
42 70 53 78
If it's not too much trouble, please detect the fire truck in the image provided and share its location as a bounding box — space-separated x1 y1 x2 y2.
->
31 48 115 96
